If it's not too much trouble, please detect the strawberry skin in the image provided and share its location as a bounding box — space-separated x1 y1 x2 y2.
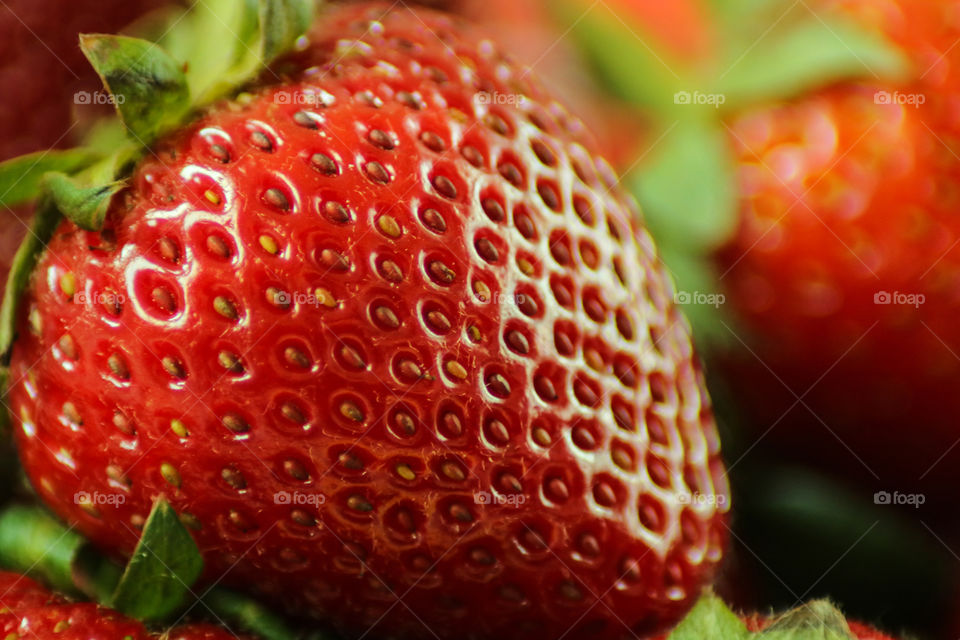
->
8 3 728 638
716 0 960 498
0 571 246 639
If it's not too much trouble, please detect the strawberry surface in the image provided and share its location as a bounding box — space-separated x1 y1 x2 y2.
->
716 0 960 499
7 3 728 638
0 571 246 639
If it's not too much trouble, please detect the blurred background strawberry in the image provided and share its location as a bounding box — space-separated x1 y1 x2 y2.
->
478 0 960 636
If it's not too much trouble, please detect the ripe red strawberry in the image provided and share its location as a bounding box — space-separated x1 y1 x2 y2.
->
0 571 247 639
715 0 960 499
5 2 728 639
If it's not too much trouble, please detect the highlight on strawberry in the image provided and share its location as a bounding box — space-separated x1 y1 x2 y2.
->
0 0 729 639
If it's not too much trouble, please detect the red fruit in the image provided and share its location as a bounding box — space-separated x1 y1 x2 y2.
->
0 571 246 639
716 0 960 498
8 3 728 639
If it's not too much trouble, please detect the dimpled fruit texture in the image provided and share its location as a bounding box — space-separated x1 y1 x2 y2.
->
0 571 248 639
8 3 728 639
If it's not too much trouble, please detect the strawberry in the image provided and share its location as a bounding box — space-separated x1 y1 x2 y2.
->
3 1 728 639
713 0 960 499
0 570 247 640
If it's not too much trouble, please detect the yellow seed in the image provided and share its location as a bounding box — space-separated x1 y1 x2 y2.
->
53 620 70 633
377 215 401 238
467 325 482 342
160 462 181 488
395 464 416 481
28 308 42 335
445 360 467 380
204 189 222 205
473 280 491 302
171 419 189 438
533 427 551 447
340 401 364 422
315 287 337 308
517 257 535 276
59 272 76 298
612 448 633 470
259 235 279 254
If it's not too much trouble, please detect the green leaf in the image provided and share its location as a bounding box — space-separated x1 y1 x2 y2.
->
553 0 688 114
110 497 203 622
259 0 314 62
0 149 101 209
716 15 909 108
43 172 124 232
0 504 87 596
632 117 738 252
0 198 62 361
202 588 310 640
668 592 750 640
762 602 856 640
160 0 261 103
80 34 191 144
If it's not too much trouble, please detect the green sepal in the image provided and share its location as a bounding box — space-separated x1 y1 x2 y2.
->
761 602 856 640
43 172 124 232
0 149 101 210
716 15 910 109
633 117 738 252
79 33 191 144
201 588 310 640
668 592 750 640
260 0 314 62
669 593 859 640
0 198 63 362
109 496 204 622
553 0 687 114
0 504 88 597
